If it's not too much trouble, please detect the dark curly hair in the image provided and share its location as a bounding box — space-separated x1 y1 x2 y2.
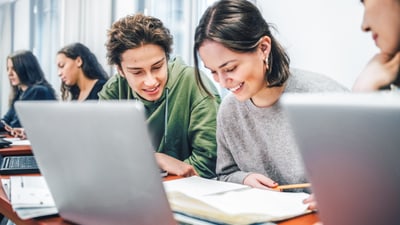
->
106 13 173 69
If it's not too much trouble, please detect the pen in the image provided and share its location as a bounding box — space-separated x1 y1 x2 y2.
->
1 120 13 132
273 183 311 191
1 120 10 128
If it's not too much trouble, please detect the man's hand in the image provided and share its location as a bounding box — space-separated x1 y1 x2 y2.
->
155 152 198 177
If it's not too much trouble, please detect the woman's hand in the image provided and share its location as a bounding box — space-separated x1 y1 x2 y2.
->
1 120 27 139
155 152 198 177
353 52 400 91
243 173 278 189
303 193 318 210
10 128 27 139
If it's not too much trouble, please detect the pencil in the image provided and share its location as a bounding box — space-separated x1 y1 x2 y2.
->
273 183 311 190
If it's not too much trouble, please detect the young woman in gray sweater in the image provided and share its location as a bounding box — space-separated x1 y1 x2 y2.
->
193 0 348 191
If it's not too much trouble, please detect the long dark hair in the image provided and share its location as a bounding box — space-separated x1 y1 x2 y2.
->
57 42 108 100
194 0 290 96
7 50 56 104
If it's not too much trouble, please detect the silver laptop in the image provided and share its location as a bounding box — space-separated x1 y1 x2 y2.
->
280 92 400 225
15 101 176 225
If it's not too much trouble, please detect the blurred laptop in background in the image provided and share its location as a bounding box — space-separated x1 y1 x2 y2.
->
280 92 400 225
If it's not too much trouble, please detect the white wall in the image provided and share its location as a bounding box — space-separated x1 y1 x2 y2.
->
61 0 112 76
0 0 380 116
257 0 378 89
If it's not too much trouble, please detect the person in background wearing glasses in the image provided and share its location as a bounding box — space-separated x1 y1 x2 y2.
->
99 13 220 178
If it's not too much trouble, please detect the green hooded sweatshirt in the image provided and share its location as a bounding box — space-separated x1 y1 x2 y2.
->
98 57 220 178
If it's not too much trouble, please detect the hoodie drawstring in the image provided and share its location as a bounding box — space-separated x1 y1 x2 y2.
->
164 88 169 146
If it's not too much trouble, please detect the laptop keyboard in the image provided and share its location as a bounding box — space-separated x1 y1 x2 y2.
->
4 156 38 169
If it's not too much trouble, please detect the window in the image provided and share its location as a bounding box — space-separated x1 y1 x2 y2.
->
0 0 221 115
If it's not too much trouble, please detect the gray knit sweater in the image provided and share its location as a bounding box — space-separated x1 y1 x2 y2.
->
216 69 348 187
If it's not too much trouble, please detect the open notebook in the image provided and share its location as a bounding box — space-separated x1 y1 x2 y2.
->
164 176 310 225
15 101 176 225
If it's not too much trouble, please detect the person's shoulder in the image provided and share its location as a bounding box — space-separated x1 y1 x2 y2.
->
168 56 195 81
168 56 189 70
94 79 107 89
288 68 349 92
97 79 107 85
98 73 131 100
168 56 219 95
28 84 53 94
102 73 124 88
25 84 56 99
290 68 330 80
88 79 108 99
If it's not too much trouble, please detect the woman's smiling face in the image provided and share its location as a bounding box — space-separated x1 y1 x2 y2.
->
199 40 268 102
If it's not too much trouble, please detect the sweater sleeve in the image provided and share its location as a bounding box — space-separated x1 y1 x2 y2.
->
184 95 219 178
1 107 16 129
215 108 252 184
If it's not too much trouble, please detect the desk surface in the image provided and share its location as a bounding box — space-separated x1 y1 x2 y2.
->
0 144 319 225
0 145 32 156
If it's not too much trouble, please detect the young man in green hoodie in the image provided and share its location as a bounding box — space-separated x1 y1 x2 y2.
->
98 13 220 178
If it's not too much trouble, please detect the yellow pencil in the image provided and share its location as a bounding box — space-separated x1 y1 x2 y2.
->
273 183 311 190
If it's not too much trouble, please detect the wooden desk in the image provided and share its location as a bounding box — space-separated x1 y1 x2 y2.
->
0 146 319 225
0 145 32 156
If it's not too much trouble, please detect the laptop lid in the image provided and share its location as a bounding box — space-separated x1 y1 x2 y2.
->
15 101 176 225
280 92 400 225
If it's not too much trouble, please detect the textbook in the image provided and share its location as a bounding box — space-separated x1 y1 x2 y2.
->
163 176 311 225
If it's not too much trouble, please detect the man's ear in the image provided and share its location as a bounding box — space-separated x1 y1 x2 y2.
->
117 66 125 78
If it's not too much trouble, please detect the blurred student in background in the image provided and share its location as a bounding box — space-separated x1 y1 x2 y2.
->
0 50 57 138
57 42 108 101
352 0 400 91
99 13 220 178
307 0 400 217
193 0 347 190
